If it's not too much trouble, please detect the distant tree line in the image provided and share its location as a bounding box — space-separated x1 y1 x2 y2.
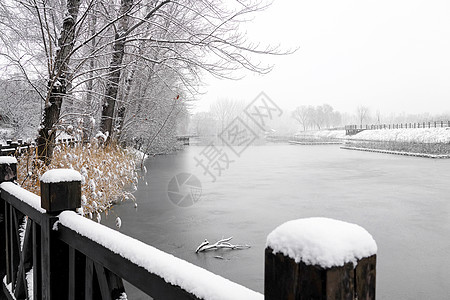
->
290 103 450 132
292 104 342 131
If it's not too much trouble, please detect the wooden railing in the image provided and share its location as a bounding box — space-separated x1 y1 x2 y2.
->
0 160 376 300
0 138 77 156
345 121 450 135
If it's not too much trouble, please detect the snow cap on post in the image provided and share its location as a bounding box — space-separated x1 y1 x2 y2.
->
40 169 82 213
265 217 377 300
0 156 17 183
266 217 377 268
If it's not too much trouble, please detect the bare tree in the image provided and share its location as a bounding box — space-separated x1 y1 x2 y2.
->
189 112 217 136
356 105 370 126
210 99 244 133
375 109 381 124
292 106 310 131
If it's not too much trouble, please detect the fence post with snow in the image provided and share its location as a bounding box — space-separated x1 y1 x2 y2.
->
39 169 82 299
265 217 377 300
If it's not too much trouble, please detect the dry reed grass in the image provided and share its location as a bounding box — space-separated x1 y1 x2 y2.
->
16 140 138 220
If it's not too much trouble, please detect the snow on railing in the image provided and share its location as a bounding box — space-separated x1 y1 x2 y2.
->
0 181 45 214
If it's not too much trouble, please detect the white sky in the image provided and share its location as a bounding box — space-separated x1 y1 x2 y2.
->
194 0 450 116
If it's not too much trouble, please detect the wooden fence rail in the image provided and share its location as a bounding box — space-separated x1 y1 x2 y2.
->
345 121 450 135
0 138 77 156
0 160 377 300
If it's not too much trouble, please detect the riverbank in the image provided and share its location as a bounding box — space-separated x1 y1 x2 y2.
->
289 141 342 145
341 145 450 158
344 128 450 157
291 130 346 143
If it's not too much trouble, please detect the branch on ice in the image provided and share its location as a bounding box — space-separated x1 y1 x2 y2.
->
195 237 250 253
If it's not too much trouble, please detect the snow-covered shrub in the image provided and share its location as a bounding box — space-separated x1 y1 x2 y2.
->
16 139 138 217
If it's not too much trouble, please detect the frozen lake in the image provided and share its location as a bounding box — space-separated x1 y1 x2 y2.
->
103 144 450 299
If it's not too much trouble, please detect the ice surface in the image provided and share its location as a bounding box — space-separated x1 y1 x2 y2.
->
266 217 377 268
57 211 263 300
40 169 82 183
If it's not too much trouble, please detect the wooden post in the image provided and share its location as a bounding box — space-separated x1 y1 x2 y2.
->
40 169 81 300
265 219 376 300
1 160 18 300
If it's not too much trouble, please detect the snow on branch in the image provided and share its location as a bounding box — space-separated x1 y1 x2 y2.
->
195 237 250 253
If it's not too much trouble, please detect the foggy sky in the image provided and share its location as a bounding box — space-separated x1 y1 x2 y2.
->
195 0 450 116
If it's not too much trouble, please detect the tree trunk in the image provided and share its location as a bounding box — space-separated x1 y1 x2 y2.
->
36 0 81 164
100 0 133 140
115 67 136 143
83 6 98 142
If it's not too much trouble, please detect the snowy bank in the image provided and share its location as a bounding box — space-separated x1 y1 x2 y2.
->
294 130 346 140
341 145 450 159
266 217 377 268
349 128 450 143
126 147 148 164
58 211 262 300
